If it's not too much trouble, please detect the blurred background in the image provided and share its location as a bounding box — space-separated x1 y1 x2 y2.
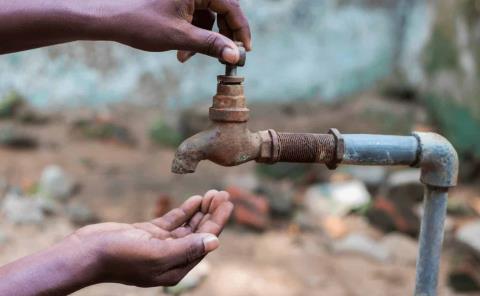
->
1 0 480 295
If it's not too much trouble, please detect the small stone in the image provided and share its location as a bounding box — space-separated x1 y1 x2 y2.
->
366 196 420 236
1 190 44 224
39 165 74 201
227 186 270 231
332 233 391 262
456 220 480 257
305 180 371 217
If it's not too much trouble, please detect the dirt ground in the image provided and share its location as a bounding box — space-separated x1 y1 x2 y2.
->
0 94 475 295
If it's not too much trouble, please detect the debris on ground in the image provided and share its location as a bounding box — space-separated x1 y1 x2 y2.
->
257 180 295 217
455 220 480 257
164 260 210 295
0 126 38 149
332 233 390 262
227 186 270 231
366 196 420 237
70 115 135 146
304 179 371 218
366 169 424 236
382 169 423 204
448 250 480 293
1 189 44 224
39 165 76 201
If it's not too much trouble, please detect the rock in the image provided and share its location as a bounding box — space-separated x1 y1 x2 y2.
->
456 220 480 256
384 169 423 204
227 186 270 231
304 180 371 217
65 203 98 226
1 190 44 224
448 247 480 293
39 165 74 201
164 260 210 295
366 196 420 237
332 233 390 262
257 180 294 217
380 233 418 266
366 169 424 236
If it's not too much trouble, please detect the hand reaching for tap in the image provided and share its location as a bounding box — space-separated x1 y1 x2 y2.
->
0 0 251 64
0 190 233 295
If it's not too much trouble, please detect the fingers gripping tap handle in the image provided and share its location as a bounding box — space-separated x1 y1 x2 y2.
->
219 42 246 76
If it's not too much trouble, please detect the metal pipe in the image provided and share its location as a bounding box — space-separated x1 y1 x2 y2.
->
414 186 448 296
342 134 419 166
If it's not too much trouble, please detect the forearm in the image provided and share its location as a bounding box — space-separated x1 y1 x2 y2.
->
0 0 116 54
0 237 101 296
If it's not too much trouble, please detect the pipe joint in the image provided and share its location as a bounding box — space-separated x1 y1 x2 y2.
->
413 132 459 188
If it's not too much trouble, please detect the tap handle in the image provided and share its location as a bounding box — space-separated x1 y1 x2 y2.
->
219 41 246 76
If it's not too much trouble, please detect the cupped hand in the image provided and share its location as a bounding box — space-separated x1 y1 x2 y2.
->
69 190 233 287
111 0 251 64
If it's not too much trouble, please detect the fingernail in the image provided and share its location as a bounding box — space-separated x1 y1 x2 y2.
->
203 235 219 252
177 51 195 63
222 47 239 64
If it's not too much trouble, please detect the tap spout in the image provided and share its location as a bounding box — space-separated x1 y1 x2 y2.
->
172 122 264 174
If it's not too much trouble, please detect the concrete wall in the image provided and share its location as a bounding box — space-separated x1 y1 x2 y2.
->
0 0 432 108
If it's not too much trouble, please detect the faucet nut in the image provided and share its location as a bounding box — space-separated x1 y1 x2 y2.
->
257 129 280 163
326 128 344 169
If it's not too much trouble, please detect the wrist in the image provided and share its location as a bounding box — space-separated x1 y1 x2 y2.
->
0 235 103 296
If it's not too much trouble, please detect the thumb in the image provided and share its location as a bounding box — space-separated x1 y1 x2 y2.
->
180 24 240 64
162 233 219 269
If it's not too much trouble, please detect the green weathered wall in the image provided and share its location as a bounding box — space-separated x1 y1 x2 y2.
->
421 0 480 159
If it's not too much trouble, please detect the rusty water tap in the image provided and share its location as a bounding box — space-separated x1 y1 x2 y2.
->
171 42 266 174
171 42 343 174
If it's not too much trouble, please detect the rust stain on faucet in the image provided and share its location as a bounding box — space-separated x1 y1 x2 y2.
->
171 43 340 174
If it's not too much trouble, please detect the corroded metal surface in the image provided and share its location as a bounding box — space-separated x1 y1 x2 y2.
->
276 132 336 164
413 132 459 188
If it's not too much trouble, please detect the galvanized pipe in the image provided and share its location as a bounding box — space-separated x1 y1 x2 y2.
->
342 134 419 166
414 186 448 296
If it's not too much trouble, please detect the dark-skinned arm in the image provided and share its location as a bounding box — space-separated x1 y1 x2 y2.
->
0 190 233 295
0 0 251 63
